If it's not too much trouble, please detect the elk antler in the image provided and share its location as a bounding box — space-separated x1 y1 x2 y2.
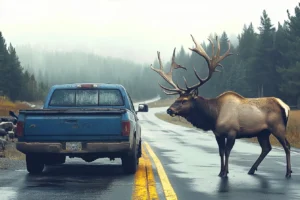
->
184 34 233 92
150 48 187 95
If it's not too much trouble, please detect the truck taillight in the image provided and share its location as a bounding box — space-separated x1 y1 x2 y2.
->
16 121 24 137
122 121 130 136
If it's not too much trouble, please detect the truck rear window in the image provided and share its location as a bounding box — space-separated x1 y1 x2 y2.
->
49 89 124 106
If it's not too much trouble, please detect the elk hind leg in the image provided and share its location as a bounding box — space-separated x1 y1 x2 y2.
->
274 133 292 178
285 138 291 150
248 131 271 175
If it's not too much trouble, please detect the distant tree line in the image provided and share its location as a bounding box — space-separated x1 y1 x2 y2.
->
0 32 48 102
4 2 300 105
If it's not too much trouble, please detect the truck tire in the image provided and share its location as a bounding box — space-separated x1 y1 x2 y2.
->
122 139 138 174
137 139 142 158
26 154 45 174
44 155 66 166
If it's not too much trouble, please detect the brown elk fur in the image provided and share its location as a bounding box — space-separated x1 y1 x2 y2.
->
151 35 292 178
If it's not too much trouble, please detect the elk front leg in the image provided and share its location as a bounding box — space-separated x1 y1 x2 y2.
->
248 133 271 175
215 136 225 177
222 135 236 178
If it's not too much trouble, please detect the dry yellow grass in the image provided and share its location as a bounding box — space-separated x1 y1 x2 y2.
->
0 97 30 116
155 108 300 148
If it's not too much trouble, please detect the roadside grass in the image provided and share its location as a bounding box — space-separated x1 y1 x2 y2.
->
4 143 25 160
0 97 31 160
0 97 30 116
152 99 300 148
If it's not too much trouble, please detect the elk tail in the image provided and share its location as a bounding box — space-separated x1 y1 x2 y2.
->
275 98 290 129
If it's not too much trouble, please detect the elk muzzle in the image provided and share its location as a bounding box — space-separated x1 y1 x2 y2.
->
167 108 177 117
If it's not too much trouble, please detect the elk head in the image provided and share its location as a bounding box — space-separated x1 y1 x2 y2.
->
151 35 233 119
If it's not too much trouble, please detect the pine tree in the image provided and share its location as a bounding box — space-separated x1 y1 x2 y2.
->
252 10 277 97
0 32 10 97
7 44 24 100
277 3 300 106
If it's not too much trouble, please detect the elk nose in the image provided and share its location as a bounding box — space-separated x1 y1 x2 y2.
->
167 108 173 115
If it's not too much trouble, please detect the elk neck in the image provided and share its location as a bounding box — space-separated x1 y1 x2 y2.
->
186 96 219 131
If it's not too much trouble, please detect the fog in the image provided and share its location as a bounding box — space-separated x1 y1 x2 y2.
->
1 0 300 103
1 0 299 64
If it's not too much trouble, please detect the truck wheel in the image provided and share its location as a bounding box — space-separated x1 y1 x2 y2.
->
122 140 138 174
137 139 142 158
26 154 45 174
45 155 66 166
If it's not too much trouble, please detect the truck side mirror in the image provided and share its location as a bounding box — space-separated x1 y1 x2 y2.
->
138 104 148 112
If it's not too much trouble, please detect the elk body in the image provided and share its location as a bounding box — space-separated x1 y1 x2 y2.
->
151 35 292 178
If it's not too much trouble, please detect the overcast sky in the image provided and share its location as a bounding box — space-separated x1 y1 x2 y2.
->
0 0 299 64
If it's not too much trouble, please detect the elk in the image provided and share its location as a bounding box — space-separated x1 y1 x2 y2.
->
150 35 292 178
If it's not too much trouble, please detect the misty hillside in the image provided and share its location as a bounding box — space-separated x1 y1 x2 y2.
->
14 45 164 101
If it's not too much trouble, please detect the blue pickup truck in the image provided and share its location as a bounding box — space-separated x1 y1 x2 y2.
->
12 83 149 174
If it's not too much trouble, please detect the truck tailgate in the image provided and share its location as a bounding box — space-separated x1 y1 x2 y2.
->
22 109 125 136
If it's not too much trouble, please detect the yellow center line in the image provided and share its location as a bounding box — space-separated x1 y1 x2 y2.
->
133 144 159 200
143 145 159 200
144 142 178 200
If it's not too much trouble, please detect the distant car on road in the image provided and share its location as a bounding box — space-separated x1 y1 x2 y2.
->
12 83 149 174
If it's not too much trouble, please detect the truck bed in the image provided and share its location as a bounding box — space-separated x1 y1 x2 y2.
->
19 108 127 140
19 108 126 114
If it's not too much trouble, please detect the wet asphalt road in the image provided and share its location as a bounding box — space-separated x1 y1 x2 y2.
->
1 98 300 200
0 159 135 200
138 107 300 200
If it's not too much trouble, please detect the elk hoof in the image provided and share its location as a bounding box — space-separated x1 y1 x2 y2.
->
221 173 228 178
286 170 292 179
218 171 228 178
248 168 257 175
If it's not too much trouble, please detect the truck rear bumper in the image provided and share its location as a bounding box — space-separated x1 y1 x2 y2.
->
16 142 131 154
